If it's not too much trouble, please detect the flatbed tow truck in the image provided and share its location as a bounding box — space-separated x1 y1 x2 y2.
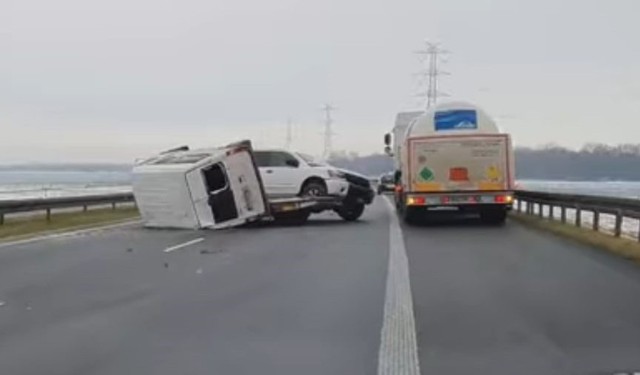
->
131 140 351 229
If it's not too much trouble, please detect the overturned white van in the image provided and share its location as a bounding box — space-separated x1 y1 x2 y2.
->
132 141 269 229
132 140 345 229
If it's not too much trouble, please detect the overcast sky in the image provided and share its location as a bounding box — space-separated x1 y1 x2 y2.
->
2 0 639 163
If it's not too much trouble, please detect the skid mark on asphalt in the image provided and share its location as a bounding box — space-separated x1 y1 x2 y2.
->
377 196 420 375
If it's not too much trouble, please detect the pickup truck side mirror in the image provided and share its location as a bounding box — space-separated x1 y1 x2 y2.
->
285 159 300 168
384 133 391 146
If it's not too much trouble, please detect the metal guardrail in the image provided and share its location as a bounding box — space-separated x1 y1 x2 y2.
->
514 190 640 241
0 193 135 225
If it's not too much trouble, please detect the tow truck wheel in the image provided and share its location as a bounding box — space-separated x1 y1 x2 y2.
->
300 180 327 197
336 203 365 221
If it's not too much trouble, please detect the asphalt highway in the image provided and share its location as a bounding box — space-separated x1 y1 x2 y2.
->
0 196 639 375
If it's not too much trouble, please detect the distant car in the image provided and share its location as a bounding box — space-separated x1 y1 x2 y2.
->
377 172 395 194
253 150 375 220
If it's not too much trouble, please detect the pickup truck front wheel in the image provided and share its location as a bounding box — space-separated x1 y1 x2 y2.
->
300 180 327 197
335 203 365 221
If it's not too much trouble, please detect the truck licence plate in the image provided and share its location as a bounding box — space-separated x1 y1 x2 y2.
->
448 195 470 203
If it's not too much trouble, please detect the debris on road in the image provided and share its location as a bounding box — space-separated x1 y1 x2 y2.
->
0 300 6 307
200 249 221 255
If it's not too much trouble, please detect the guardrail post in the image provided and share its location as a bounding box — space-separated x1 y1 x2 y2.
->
549 205 554 219
83 205 88 212
530 201 535 215
614 210 622 237
575 206 582 227
538 203 543 218
46 208 51 222
560 206 566 223
0 213 4 226
517 199 522 212
112 202 117 210
592 210 600 231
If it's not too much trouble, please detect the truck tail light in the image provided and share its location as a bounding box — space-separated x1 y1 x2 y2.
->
407 196 425 205
495 195 513 203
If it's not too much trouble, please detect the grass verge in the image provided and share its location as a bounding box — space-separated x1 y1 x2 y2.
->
0 207 140 242
510 212 640 264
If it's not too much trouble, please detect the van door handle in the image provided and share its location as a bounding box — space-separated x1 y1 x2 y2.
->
265 169 273 174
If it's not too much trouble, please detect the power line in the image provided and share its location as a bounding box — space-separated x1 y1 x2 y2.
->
321 104 336 159
414 41 450 109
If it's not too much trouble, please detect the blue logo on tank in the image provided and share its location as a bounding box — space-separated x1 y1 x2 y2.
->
434 110 478 131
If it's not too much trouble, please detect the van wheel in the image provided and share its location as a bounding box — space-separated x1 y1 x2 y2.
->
300 180 327 197
336 203 365 221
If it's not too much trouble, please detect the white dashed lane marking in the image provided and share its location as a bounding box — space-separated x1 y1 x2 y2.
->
163 238 204 253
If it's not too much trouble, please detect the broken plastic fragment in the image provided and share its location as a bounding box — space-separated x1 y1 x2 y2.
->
200 249 220 255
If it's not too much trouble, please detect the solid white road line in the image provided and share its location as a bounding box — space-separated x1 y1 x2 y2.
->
378 196 421 375
163 238 204 253
0 219 142 249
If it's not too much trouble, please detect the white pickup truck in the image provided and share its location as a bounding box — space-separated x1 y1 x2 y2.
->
131 141 374 229
252 149 374 220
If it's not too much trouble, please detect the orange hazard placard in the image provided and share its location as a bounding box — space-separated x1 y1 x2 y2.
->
449 167 469 181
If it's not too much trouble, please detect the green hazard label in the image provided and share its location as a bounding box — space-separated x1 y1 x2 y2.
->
419 167 434 181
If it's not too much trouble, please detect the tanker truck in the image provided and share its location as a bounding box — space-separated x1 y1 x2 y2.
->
384 101 515 224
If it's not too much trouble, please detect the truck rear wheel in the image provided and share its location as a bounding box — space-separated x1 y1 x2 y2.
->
336 203 365 221
402 205 419 225
480 209 507 225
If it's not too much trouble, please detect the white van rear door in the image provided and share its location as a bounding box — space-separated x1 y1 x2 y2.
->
185 161 216 228
184 141 269 229
211 144 269 229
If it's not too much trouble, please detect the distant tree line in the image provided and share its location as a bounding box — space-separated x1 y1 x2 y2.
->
1 143 639 181
329 143 640 181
